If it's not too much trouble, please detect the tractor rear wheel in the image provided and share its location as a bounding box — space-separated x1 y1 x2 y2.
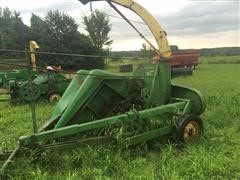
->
175 114 203 144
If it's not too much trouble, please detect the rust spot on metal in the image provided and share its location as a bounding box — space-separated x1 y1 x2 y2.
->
76 75 83 87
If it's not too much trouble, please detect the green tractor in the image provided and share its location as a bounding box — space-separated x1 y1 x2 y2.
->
0 40 71 103
8 71 70 103
0 69 37 89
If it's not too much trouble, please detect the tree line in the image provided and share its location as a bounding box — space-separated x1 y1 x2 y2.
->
1 7 239 70
0 7 112 70
110 46 240 59
199 47 240 57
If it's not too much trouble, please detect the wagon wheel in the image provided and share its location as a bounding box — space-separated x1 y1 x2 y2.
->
48 92 61 103
174 114 203 144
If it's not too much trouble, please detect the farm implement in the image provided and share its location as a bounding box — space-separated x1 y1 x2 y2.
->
0 41 71 103
0 0 206 175
170 50 200 77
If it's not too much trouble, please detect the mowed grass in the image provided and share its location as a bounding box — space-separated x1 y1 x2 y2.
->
0 61 240 179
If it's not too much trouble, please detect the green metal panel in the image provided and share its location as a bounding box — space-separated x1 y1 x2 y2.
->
54 69 131 128
51 70 89 118
0 69 38 89
133 62 171 107
123 126 172 146
171 84 206 115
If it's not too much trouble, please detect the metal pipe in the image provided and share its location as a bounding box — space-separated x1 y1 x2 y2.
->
0 145 20 175
26 51 37 134
107 1 158 53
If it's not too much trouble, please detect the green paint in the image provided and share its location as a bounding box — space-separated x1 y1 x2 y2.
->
19 101 186 146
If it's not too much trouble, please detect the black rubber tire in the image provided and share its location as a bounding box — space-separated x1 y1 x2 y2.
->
173 114 204 144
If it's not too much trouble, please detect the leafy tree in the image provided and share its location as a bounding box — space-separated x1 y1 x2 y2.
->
200 47 240 57
83 10 112 50
0 7 30 59
29 14 47 43
0 8 107 70
30 10 104 70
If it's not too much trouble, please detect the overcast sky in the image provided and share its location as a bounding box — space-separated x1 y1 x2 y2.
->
1 0 239 50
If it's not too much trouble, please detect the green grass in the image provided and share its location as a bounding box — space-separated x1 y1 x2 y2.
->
0 63 240 179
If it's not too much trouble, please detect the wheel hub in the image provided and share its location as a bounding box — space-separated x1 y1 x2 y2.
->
19 82 41 101
183 120 200 142
49 94 61 103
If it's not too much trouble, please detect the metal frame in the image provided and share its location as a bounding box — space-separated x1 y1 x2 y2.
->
19 99 190 147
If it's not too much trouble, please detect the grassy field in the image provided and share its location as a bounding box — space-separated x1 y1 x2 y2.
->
0 59 240 179
105 55 240 73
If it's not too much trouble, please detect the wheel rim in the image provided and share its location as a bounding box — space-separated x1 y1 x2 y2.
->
49 94 60 103
20 83 41 101
183 120 201 142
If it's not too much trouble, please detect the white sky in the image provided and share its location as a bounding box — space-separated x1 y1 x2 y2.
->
0 0 189 13
0 0 239 51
